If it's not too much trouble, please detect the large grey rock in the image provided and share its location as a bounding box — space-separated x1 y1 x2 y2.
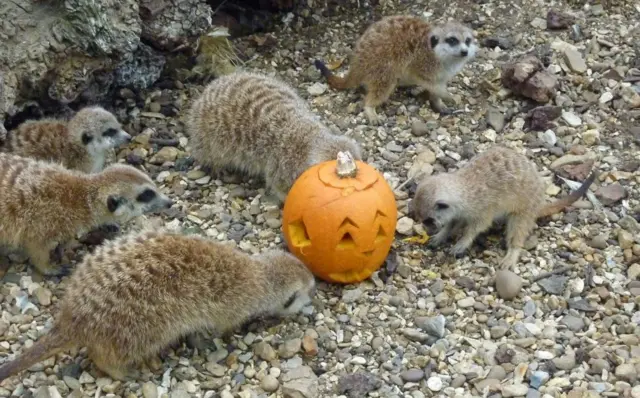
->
140 0 213 51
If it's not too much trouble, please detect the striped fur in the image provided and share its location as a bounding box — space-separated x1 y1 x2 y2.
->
0 153 172 275
0 106 131 173
0 230 315 382
185 71 362 202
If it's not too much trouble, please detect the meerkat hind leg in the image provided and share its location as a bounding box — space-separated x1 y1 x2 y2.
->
500 213 536 270
26 242 64 276
363 79 397 125
90 354 131 381
451 217 495 258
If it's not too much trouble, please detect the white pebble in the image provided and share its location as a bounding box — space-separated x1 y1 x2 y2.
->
427 376 443 391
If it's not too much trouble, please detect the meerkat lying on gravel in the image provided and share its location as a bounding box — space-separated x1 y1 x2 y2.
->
0 153 172 276
410 146 596 268
0 230 316 382
1 106 131 173
314 15 477 124
185 70 362 202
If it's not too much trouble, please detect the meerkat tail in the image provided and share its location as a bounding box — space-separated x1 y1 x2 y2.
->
0 328 71 382
313 60 356 90
537 170 598 219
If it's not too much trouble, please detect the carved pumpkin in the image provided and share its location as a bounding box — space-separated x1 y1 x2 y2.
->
282 152 397 284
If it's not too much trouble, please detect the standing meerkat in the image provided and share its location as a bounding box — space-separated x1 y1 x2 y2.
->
185 70 363 202
1 106 131 173
0 153 172 276
314 15 477 124
0 230 316 382
410 146 597 268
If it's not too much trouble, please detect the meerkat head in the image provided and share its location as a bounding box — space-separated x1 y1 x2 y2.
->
410 174 464 235
309 133 363 167
257 250 316 317
68 106 132 155
429 22 477 65
95 164 173 222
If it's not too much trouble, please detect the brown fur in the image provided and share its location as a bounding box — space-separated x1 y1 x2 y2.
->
1 106 131 173
315 15 477 124
0 230 316 382
185 71 362 202
410 146 597 269
0 153 172 275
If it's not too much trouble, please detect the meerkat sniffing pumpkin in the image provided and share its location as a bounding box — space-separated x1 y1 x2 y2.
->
185 70 362 202
410 146 596 269
315 15 477 124
0 153 172 276
1 106 131 173
0 230 316 382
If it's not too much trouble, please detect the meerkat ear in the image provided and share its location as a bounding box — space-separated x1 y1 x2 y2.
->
81 132 93 145
430 35 439 49
435 201 449 210
107 195 124 213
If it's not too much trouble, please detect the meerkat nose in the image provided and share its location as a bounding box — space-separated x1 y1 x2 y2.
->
164 199 173 208
460 49 469 57
121 130 132 141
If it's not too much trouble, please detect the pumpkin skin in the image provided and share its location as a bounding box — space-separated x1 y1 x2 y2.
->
282 159 397 284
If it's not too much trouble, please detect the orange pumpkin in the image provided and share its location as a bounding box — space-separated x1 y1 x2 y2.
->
282 152 397 284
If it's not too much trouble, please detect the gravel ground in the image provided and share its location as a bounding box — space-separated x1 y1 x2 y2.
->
1 0 640 397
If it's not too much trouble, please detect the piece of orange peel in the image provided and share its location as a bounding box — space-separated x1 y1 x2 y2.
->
402 231 430 244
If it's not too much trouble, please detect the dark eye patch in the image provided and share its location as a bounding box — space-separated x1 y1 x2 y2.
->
103 128 118 137
136 189 157 203
465 37 472 45
284 292 297 308
81 132 93 145
436 202 449 210
445 37 459 46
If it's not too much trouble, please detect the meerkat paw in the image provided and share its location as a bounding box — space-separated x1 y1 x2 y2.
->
450 242 471 258
364 106 383 125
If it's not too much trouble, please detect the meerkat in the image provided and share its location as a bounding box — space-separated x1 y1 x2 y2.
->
314 15 477 125
410 146 597 269
0 230 316 382
185 71 363 202
1 106 131 173
0 153 172 276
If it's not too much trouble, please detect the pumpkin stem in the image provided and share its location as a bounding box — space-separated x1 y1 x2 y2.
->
336 151 358 178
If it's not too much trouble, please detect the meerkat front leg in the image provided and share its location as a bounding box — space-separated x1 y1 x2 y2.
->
25 241 64 276
500 213 536 269
427 222 454 248
413 81 456 115
450 217 494 258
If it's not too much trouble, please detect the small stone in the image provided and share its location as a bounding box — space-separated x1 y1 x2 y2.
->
502 383 529 397
307 82 326 96
530 371 549 389
150 146 179 164
281 366 318 398
560 315 585 332
186 170 206 180
396 217 414 235
537 275 567 295
483 129 497 142
142 382 158 398
628 264 640 281
528 106 562 130
599 91 614 103
261 375 279 392
495 270 523 300
279 338 302 359
618 230 634 250
564 48 587 73
411 120 430 136
401 369 425 382
614 363 636 382
553 355 576 370
426 376 443 391
595 183 627 205
547 10 574 29
561 111 582 127
582 129 599 145
539 129 557 146
254 341 277 361
342 287 363 304
491 326 509 339
33 287 52 306
302 335 318 356
415 315 446 338
589 234 608 249
457 297 475 308
486 107 506 132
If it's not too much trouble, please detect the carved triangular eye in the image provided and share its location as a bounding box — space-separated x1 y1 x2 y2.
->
289 219 311 248
337 232 356 250
340 217 358 229
375 210 386 219
375 226 386 243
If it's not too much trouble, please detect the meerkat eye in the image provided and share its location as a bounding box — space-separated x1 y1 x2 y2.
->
103 128 118 137
465 37 472 46
445 37 459 46
136 189 157 203
430 36 439 48
81 132 93 145
283 292 298 308
435 201 449 210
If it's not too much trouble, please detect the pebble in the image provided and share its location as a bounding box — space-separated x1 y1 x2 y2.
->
396 217 414 235
261 375 279 392
495 269 523 299
564 48 587 73
457 297 475 308
279 338 302 359
426 376 443 391
401 369 425 382
411 120 431 136
561 111 582 126
142 382 158 398
502 383 530 397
